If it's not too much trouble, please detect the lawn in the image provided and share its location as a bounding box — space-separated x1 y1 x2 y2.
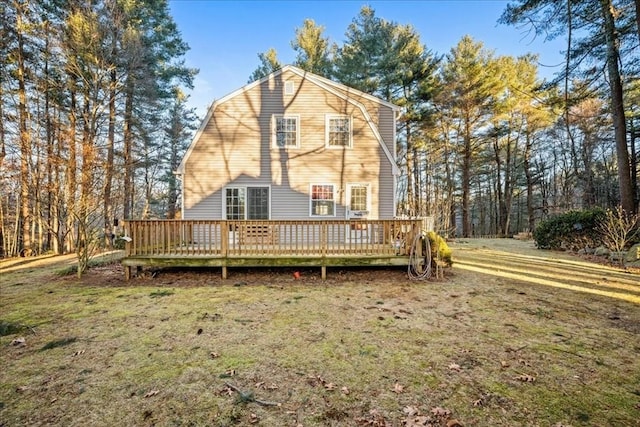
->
1 239 639 426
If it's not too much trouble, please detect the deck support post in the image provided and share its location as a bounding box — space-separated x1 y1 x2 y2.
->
222 265 228 279
321 265 326 280
124 265 131 281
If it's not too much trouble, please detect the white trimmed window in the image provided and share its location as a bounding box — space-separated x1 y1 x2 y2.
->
284 81 295 95
310 184 335 217
224 186 270 219
326 115 352 148
273 115 299 148
349 184 369 212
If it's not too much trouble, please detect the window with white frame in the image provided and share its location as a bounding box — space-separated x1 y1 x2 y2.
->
225 186 270 219
326 115 351 148
273 115 299 148
349 184 368 212
284 81 295 95
310 184 335 217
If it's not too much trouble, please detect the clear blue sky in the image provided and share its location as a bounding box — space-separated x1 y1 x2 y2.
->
168 0 567 116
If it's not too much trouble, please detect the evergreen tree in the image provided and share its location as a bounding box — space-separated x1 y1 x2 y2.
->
248 48 281 82
292 18 334 77
501 0 637 214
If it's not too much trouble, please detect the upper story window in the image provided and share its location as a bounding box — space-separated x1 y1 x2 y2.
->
273 115 299 148
284 81 295 95
326 115 352 148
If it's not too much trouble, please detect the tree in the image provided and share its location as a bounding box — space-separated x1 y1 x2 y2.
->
501 0 636 214
333 7 440 216
163 88 197 219
438 36 501 237
248 48 281 83
292 19 334 77
333 6 393 96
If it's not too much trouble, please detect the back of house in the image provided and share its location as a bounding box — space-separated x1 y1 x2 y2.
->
176 65 400 222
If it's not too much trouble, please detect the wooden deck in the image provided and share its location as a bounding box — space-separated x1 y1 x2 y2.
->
122 219 425 279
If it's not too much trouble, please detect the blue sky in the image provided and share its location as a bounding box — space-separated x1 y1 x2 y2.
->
168 0 567 116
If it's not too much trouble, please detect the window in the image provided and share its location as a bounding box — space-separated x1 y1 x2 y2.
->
310 184 335 217
226 188 245 220
326 115 352 148
273 115 299 148
349 185 368 212
284 81 295 95
225 187 270 219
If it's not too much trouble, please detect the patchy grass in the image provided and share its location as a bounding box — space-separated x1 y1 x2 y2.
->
1 240 639 426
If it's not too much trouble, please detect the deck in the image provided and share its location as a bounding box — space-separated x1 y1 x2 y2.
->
121 219 426 279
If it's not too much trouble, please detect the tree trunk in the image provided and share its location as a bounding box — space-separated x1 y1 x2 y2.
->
103 38 117 245
16 1 31 254
123 75 134 219
65 88 78 253
524 133 535 232
461 118 472 237
600 0 635 214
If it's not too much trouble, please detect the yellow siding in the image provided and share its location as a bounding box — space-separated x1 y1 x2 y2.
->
183 69 396 219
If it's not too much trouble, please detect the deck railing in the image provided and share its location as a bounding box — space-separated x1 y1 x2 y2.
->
124 219 423 258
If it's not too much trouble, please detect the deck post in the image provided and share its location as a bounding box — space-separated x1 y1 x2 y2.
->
124 265 131 281
221 220 228 256
222 265 228 279
321 265 326 280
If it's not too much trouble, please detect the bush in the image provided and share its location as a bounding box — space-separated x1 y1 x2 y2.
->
533 208 605 250
426 231 452 266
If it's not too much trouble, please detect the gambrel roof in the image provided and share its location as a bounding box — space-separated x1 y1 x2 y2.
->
177 65 401 175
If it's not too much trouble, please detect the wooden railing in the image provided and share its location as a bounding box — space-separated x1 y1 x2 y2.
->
124 219 423 258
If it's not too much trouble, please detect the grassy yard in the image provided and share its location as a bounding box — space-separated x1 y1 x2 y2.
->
1 239 639 426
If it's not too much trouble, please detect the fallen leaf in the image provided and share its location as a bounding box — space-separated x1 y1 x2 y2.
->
249 413 259 424
393 383 404 393
324 382 336 391
473 398 484 407
255 381 265 389
73 349 85 357
447 420 464 427
225 369 236 377
144 390 159 398
500 360 510 368
222 386 234 396
515 374 536 383
210 352 220 359
448 363 461 372
403 415 431 427
430 406 451 417
341 386 350 395
402 405 420 417
11 337 26 346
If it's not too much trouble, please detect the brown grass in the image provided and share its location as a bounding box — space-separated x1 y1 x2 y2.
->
1 239 639 426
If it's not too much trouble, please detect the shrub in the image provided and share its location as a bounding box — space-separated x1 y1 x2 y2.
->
533 208 605 250
597 206 640 260
426 231 452 266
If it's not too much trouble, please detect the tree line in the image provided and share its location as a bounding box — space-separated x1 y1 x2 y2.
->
0 0 196 261
1 1 639 262
252 2 640 237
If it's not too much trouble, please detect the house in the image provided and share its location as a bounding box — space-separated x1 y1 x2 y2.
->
175 65 401 223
